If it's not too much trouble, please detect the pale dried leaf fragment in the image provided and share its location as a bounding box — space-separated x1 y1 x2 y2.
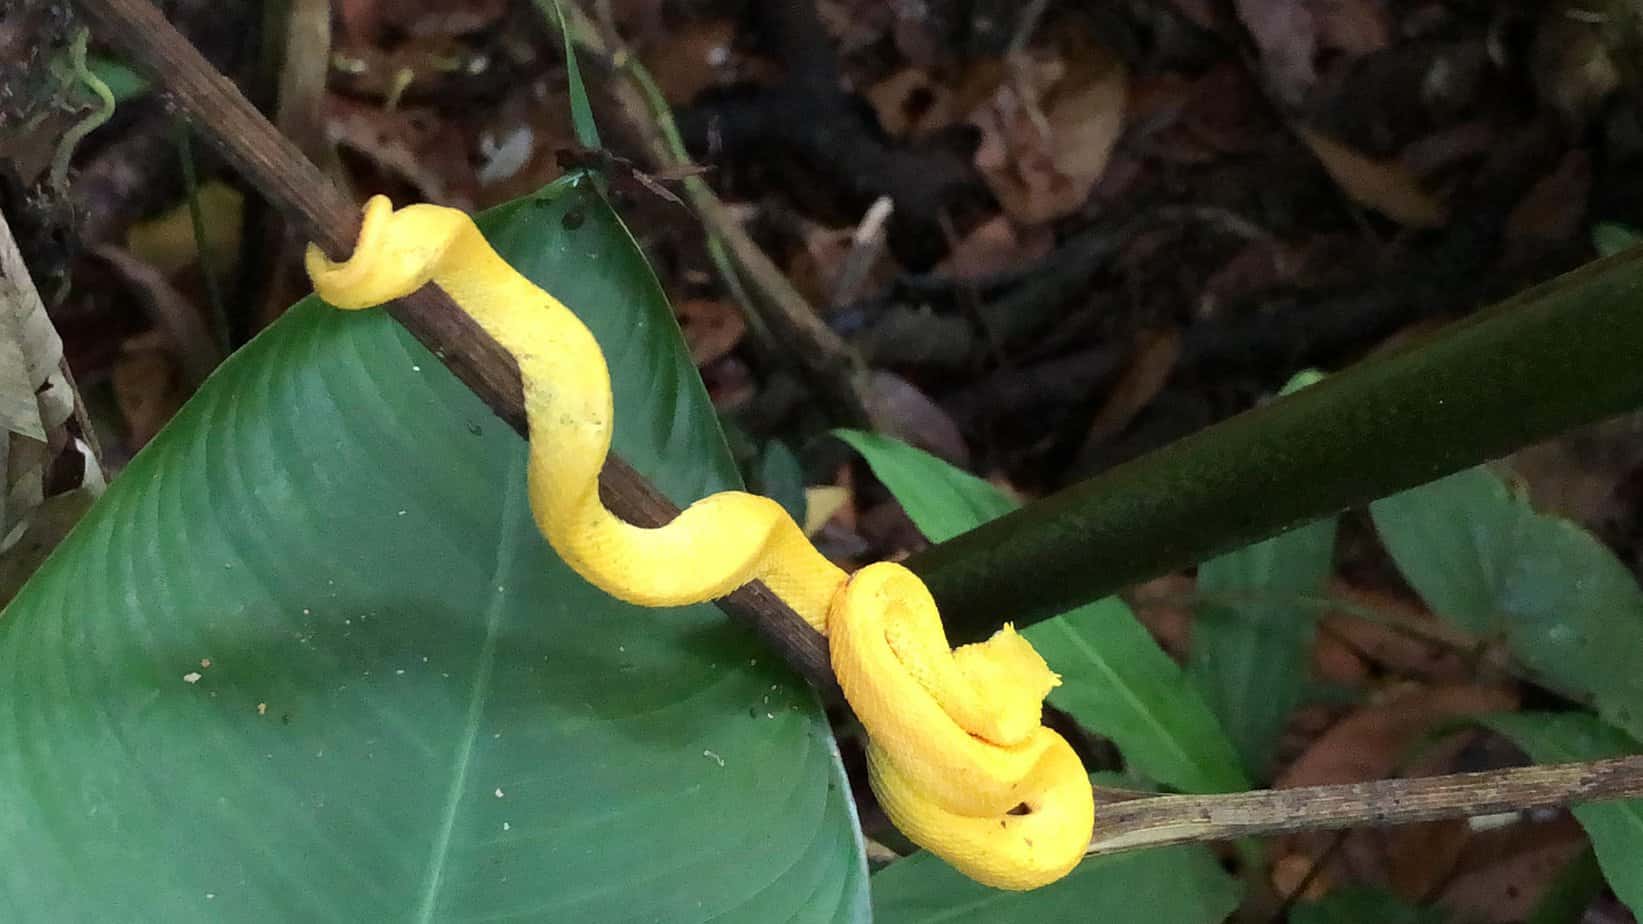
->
0 207 101 598
1235 0 1317 104
972 47 1128 224
865 371 969 467
1298 128 1447 228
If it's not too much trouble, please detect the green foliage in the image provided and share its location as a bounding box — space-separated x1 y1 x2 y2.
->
870 842 1242 923
0 176 867 921
1189 515 1337 779
751 439 807 527
84 53 151 104
1374 463 1643 918
543 0 601 150
1188 368 1337 779
1593 222 1642 258
834 430 1015 544
1292 887 1448 924
1372 467 1643 739
874 769 1240 924
836 429 1248 796
1485 713 1643 916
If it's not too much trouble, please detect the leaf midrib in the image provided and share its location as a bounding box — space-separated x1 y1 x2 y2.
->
414 460 526 921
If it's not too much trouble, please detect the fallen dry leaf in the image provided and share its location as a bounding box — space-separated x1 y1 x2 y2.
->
971 46 1128 224
1276 684 1519 899
1125 574 1195 657
675 298 747 367
325 96 478 210
867 68 957 139
642 19 738 106
112 331 186 450
866 371 970 467
1322 581 1479 684
932 214 1053 282
1298 127 1447 227
1435 815 1590 923
94 245 223 387
1235 0 1317 105
1078 328 1182 456
803 486 851 536
1278 684 1517 789
1311 0 1391 56
1504 149 1591 251
0 205 101 593
124 181 244 279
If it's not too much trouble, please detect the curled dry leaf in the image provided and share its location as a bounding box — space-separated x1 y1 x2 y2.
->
931 214 1053 283
1078 328 1182 457
112 331 186 451
1436 815 1590 924
1298 127 1447 228
865 370 970 467
674 298 746 367
0 207 102 603
337 0 507 44
1278 684 1518 789
123 181 244 278
1235 0 1317 105
93 245 223 387
1311 0 1392 57
1275 684 1520 900
867 68 957 140
802 485 851 536
642 19 739 106
971 47 1128 224
325 96 478 209
1504 149 1592 251
1321 581 1478 684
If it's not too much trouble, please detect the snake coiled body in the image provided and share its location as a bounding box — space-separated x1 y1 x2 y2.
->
306 195 1094 891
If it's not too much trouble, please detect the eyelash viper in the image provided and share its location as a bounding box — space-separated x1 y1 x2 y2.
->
305 193 1095 891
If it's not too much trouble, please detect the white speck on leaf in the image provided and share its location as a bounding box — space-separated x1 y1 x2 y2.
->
703 749 725 767
495 788 505 798
182 672 202 684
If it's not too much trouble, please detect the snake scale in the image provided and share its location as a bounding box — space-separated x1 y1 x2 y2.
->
305 195 1094 891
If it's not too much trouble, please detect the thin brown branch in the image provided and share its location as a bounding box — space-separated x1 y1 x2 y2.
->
69 0 838 698
1088 755 1643 856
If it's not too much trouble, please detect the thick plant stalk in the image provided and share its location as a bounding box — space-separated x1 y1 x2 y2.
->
907 251 1643 639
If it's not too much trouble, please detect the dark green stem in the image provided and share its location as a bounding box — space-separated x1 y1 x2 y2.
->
907 247 1643 640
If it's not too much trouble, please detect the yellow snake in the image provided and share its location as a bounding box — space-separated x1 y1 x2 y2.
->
305 194 1094 891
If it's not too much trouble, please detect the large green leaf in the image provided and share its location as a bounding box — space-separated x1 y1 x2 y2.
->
0 176 868 921
1189 516 1337 780
870 840 1241 923
1291 887 1447 924
1372 467 1643 739
1484 712 1643 917
836 430 1247 795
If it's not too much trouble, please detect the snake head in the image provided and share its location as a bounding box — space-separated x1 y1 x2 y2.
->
306 195 464 310
952 623 1060 745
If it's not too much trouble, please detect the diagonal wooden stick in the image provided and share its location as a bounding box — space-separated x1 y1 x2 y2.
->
70 0 839 699
69 0 1643 864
